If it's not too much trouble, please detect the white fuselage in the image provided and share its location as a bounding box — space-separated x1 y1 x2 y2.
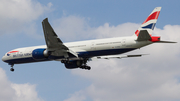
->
2 36 152 64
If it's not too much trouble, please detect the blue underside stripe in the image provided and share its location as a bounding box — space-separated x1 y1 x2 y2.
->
4 48 136 64
78 48 136 58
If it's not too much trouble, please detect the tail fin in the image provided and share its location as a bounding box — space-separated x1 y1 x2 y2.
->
135 7 161 37
135 7 176 43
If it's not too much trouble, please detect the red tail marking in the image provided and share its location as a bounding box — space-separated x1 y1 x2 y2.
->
135 30 140 36
149 36 160 42
142 11 160 24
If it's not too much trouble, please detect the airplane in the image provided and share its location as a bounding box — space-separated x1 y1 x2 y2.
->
2 7 176 72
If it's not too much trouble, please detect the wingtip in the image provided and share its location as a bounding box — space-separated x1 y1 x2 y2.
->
43 18 48 22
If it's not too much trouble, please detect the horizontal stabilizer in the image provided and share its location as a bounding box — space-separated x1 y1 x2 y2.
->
155 41 177 43
137 30 151 41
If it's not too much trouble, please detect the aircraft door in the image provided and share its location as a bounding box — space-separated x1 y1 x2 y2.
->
91 42 96 50
122 39 126 46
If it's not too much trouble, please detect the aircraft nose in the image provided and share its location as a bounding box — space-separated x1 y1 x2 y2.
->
2 56 7 62
2 56 5 62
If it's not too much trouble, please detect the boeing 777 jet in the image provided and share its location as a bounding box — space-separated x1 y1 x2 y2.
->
2 7 176 72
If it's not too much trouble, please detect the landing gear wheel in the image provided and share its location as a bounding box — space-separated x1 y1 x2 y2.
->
80 65 91 70
10 68 14 72
85 66 91 70
87 66 91 70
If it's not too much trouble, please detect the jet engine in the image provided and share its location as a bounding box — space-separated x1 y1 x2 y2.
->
32 49 49 60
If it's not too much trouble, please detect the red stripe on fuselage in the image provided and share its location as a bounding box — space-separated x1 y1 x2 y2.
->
7 51 19 54
142 11 160 24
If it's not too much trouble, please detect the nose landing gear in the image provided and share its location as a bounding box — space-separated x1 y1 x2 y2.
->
9 63 14 72
10 68 14 72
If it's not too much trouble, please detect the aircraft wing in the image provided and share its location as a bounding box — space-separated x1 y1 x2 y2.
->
91 54 147 60
42 18 78 58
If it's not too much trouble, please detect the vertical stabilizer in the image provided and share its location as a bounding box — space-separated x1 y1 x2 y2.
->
135 7 161 36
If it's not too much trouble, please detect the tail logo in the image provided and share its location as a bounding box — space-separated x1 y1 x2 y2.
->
142 23 156 30
135 7 161 36
142 11 160 24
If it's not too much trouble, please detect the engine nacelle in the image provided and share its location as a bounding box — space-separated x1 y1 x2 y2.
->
64 60 83 69
32 49 49 60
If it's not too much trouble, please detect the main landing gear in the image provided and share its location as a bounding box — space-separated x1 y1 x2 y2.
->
61 59 91 70
79 59 91 70
79 65 91 70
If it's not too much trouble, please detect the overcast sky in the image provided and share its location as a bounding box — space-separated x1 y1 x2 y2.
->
0 0 180 101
